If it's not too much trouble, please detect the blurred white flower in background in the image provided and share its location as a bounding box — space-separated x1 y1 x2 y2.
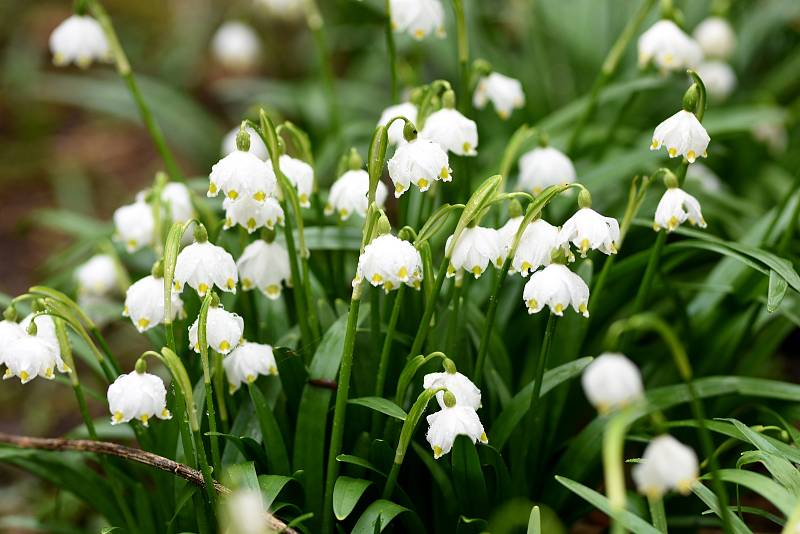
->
211 21 261 70
49 15 110 68
518 146 576 195
581 353 643 413
107 369 171 426
696 61 736 101
633 435 699 497
113 199 155 253
237 240 292 299
685 163 723 194
388 137 452 197
75 254 118 297
650 109 710 163
325 169 388 220
638 19 702 73
390 0 446 40
473 72 525 119
188 305 244 355
223 341 278 393
222 489 270 534
693 17 736 59
124 275 184 332
752 122 788 155
378 102 418 145
279 154 315 207
161 182 195 224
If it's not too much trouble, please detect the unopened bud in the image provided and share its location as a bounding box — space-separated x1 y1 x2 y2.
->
194 223 208 243
443 390 457 408
151 260 165 279
508 199 523 218
403 121 418 142
682 84 700 114
348 148 363 171
578 188 593 209
235 123 251 152
135 358 147 374
442 90 456 109
443 358 457 374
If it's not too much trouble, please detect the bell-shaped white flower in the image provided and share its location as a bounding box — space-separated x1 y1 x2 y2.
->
426 404 487 459
632 435 699 497
696 61 736 101
581 353 643 413
354 234 423 292
49 15 110 68
445 226 503 279
3 335 69 384
256 0 305 19
638 20 702 72
559 207 620 257
686 163 722 194
654 187 706 232
188 305 244 355
162 182 195 224
222 125 269 160
124 275 184 332
20 314 60 355
223 341 278 393
324 169 388 220
693 17 735 59
174 238 238 296
390 0 446 40
75 254 118 296
518 147 576 195
423 370 481 410
113 200 155 253
223 196 284 233
497 216 523 262
523 263 589 317
512 219 565 276
651 109 710 163
107 369 171 426
0 320 26 366
378 102 418 145
420 108 479 157
237 240 292 299
211 21 260 70
473 72 525 119
388 138 452 197
209 149 277 202
279 154 314 208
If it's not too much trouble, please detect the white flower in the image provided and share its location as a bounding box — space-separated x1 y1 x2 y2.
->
279 154 314 207
426 405 487 459
654 187 706 232
696 60 736 101
237 240 292 299
161 182 195 224
518 147 576 195
752 122 788 154
0 320 25 367
174 241 238 296
124 275 184 332
113 200 154 253
223 489 269 534
49 15 109 68
445 226 503 279
209 149 277 202
354 234 423 292
638 19 702 72
473 72 525 119
211 21 260 70
223 196 284 233
3 335 68 384
632 435 699 497
223 341 278 393
693 17 735 59
222 125 269 160
512 219 565 276
324 169 388 220
559 208 620 257
188 306 244 355
387 138 451 197
685 163 722 193
390 0 446 40
497 216 523 262
107 370 172 426
20 315 60 355
651 110 710 163
581 353 643 413
420 108 479 156
523 263 589 317
378 102 418 145
423 371 481 410
75 254 118 297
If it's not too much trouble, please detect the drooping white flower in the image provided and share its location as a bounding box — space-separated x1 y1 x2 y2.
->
354 234 423 292
223 196 284 233
3 335 69 384
653 187 706 232
237 240 292 299
161 182 195 224
651 110 710 163
390 0 446 40
113 200 155 253
75 254 118 296
223 341 278 393
423 371 481 410
279 154 314 208
523 263 589 317
473 72 525 119
632 435 699 497
512 219 565 276
0 320 26 367
693 17 735 59
107 370 171 426
209 149 277 202
420 108 479 157
387 138 452 197
696 60 736 101
174 240 238 296
49 15 110 68
211 21 260 70
581 353 643 413
188 305 244 355
378 102 418 145
19 314 60 355
426 405 487 459
445 226 503 279
497 216 523 262
324 170 388 220
123 275 184 332
685 163 722 193
638 19 702 72
518 147 577 195
222 125 269 160
559 208 620 257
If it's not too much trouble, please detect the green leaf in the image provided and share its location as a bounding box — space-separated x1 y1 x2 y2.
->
223 461 260 492
451 435 489 518
249 383 291 475
768 270 788 312
349 397 407 421
691 483 754 534
336 454 386 477
411 441 457 516
708 469 796 517
333 476 373 520
351 499 409 534
258 474 296 510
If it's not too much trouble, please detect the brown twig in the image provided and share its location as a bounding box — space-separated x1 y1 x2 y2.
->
0 432 296 533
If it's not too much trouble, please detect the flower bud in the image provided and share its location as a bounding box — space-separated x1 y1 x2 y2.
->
135 358 148 374
682 84 700 113
442 357 457 374
375 213 392 237
235 124 251 152
3 306 17 322
663 170 679 189
508 199 523 218
403 121 418 142
194 223 209 243
260 227 276 244
442 390 457 408
578 188 592 209
348 148 363 171
151 259 165 279
442 90 456 109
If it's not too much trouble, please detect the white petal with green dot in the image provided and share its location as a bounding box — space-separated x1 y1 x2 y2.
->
325 169 387 221
651 109 710 163
209 149 277 202
389 0 446 40
559 207 620 257
388 138 451 198
236 240 291 300
188 306 244 355
420 108 478 157
425 405 487 459
222 341 278 392
445 226 502 279
355 234 423 292
107 370 172 426
522 264 589 317
124 275 184 333
654 187 706 232
174 241 238 296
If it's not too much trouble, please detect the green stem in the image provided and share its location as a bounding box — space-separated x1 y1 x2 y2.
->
445 282 462 358
451 0 470 114
474 256 511 386
629 231 666 320
527 312 557 476
648 495 668 532
603 412 631 534
371 288 404 437
192 426 218 510
407 257 450 360
385 0 398 102
213 351 229 433
199 350 221 473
